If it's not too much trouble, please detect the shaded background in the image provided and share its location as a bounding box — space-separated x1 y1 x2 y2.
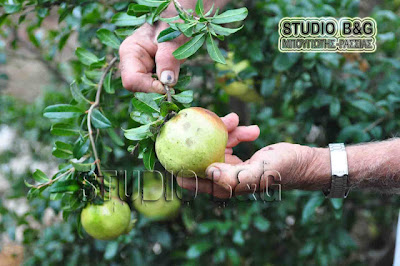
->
1 0 400 265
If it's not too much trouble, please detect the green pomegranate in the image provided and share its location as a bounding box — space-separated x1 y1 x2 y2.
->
81 197 132 240
103 175 127 200
133 172 180 221
155 107 228 178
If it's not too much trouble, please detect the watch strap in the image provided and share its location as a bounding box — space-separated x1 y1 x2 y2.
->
324 143 350 198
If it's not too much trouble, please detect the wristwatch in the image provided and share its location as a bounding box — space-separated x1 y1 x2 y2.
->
323 143 350 198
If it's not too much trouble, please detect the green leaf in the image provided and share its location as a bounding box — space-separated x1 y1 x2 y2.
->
299 242 315 257
330 198 343 210
58 32 70 50
233 230 244 245
302 194 324 224
317 65 332 89
338 125 370 142
51 123 80 136
4 4 21 14
210 23 243 36
195 0 205 16
157 27 182 43
124 124 152 141
71 162 93 172
75 48 99 66
115 28 135 38
106 128 125 147
96 29 121 49
350 100 376 115
330 98 341 117
70 81 89 103
0 14 9 26
91 109 112 129
177 23 196 37
130 111 157 124
160 102 179 116
172 90 194 104
53 141 73 159
58 8 71 23
132 92 161 113
24 180 35 188
206 33 225 64
152 1 169 23
127 4 151 16
89 58 107 69
187 242 213 259
174 76 191 90
173 33 206 60
43 104 84 121
50 180 80 193
104 242 119 260
85 70 103 81
260 78 276 97
212 7 248 24
137 0 167 7
103 70 114 94
111 13 146 27
273 53 300 72
204 3 214 16
160 15 180 23
143 144 156 170
73 137 90 159
253 216 270 232
32 169 49 183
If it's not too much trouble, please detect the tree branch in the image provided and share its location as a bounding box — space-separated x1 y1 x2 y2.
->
87 57 118 178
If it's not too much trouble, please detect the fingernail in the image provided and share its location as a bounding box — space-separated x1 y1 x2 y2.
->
160 70 175 85
207 167 221 181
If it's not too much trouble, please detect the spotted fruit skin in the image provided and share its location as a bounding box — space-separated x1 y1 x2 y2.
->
155 107 228 178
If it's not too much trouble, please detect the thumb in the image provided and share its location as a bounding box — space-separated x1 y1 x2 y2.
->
155 40 183 86
154 22 188 86
205 161 266 191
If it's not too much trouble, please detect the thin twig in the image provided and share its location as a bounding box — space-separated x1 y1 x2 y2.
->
173 0 199 20
36 168 75 189
164 85 172 102
87 57 118 178
363 116 387 133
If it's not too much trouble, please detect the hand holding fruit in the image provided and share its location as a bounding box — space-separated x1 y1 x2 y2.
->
177 140 331 199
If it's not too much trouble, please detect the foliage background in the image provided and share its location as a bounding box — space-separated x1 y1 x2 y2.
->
1 0 400 265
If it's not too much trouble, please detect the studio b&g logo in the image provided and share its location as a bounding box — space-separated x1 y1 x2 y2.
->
278 17 377 53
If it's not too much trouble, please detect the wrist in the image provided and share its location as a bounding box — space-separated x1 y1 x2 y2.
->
302 147 331 190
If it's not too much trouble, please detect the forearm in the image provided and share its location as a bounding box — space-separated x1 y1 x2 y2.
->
163 0 231 17
309 138 400 192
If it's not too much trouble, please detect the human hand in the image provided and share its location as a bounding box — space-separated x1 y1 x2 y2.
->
177 140 331 198
119 21 188 94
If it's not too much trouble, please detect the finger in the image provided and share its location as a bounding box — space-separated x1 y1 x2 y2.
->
176 177 233 198
225 148 233 154
155 42 183 86
221 113 239 132
225 154 243 164
154 25 187 86
119 26 165 94
227 125 260 148
121 72 164 93
205 161 265 191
